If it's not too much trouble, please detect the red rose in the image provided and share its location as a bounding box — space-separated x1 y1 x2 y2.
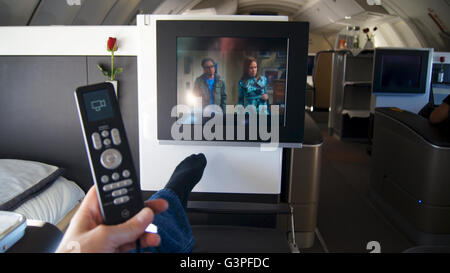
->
98 37 123 81
440 56 446 63
107 37 118 52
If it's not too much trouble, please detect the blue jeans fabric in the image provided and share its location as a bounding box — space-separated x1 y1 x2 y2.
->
136 188 194 253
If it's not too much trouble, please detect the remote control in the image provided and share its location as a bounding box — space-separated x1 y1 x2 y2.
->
75 82 145 226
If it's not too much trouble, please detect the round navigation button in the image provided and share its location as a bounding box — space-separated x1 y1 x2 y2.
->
100 148 122 170
122 169 130 178
100 175 109 183
103 138 112 146
111 172 120 181
101 130 110 138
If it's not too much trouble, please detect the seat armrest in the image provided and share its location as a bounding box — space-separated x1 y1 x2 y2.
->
375 107 450 147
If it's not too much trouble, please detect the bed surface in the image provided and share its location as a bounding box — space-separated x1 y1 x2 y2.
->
0 159 85 230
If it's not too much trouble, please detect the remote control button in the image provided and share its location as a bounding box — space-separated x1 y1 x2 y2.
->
111 182 120 190
100 175 109 184
100 148 122 170
113 195 130 205
103 184 113 192
112 188 128 197
111 128 122 145
101 130 110 138
91 133 102 150
111 172 120 181
118 179 133 188
103 138 111 146
122 169 130 178
103 181 123 192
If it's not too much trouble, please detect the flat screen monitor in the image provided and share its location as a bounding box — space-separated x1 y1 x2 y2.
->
372 48 432 94
156 20 309 147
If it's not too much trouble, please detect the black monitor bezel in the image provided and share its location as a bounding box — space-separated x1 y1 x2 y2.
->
156 20 309 145
307 54 315 76
372 48 431 94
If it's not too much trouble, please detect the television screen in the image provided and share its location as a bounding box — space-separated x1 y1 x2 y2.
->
381 55 422 90
372 48 432 94
176 37 288 125
156 20 309 146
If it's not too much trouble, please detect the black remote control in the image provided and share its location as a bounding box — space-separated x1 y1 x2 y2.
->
75 82 145 225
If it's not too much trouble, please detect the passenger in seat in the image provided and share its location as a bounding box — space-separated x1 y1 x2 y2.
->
429 94 450 125
56 153 207 253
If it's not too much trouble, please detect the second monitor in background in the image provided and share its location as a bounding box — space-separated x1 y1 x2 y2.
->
372 48 433 95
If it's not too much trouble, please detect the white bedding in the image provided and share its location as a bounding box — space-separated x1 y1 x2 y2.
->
13 176 85 225
0 159 85 226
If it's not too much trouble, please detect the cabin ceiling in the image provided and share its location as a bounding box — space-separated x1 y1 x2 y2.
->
0 0 164 26
1 0 448 51
237 0 320 16
0 0 319 26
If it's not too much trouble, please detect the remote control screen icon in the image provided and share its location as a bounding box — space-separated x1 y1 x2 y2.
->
83 89 115 122
91 99 106 112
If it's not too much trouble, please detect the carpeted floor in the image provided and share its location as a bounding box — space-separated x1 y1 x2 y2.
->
302 121 415 253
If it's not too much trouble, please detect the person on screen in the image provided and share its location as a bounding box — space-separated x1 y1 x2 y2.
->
238 57 269 114
56 154 207 253
193 58 227 112
429 94 450 126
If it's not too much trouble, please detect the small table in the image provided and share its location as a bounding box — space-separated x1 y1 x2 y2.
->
7 220 63 253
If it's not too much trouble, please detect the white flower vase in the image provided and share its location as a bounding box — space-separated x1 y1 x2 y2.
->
106 80 118 97
364 40 374 49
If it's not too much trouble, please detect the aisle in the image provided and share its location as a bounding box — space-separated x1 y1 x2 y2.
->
312 124 414 253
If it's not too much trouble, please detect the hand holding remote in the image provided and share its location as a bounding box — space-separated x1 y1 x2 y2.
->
56 186 168 253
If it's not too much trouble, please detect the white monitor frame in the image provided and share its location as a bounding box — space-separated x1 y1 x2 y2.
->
137 15 289 194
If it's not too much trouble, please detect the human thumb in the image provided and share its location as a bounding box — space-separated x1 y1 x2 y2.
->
105 207 154 246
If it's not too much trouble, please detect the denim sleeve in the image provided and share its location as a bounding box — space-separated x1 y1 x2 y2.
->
137 188 194 253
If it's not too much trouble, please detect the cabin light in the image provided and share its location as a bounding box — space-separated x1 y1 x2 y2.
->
66 0 81 6
367 0 382 5
345 16 352 20
418 200 422 204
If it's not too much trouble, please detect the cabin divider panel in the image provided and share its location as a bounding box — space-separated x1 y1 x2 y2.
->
0 56 138 192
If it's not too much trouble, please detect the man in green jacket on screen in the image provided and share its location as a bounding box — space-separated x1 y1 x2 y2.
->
193 57 227 113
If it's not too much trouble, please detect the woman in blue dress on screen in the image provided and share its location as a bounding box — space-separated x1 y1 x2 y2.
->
238 57 269 115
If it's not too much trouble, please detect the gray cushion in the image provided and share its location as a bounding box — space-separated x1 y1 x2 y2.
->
0 159 64 211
